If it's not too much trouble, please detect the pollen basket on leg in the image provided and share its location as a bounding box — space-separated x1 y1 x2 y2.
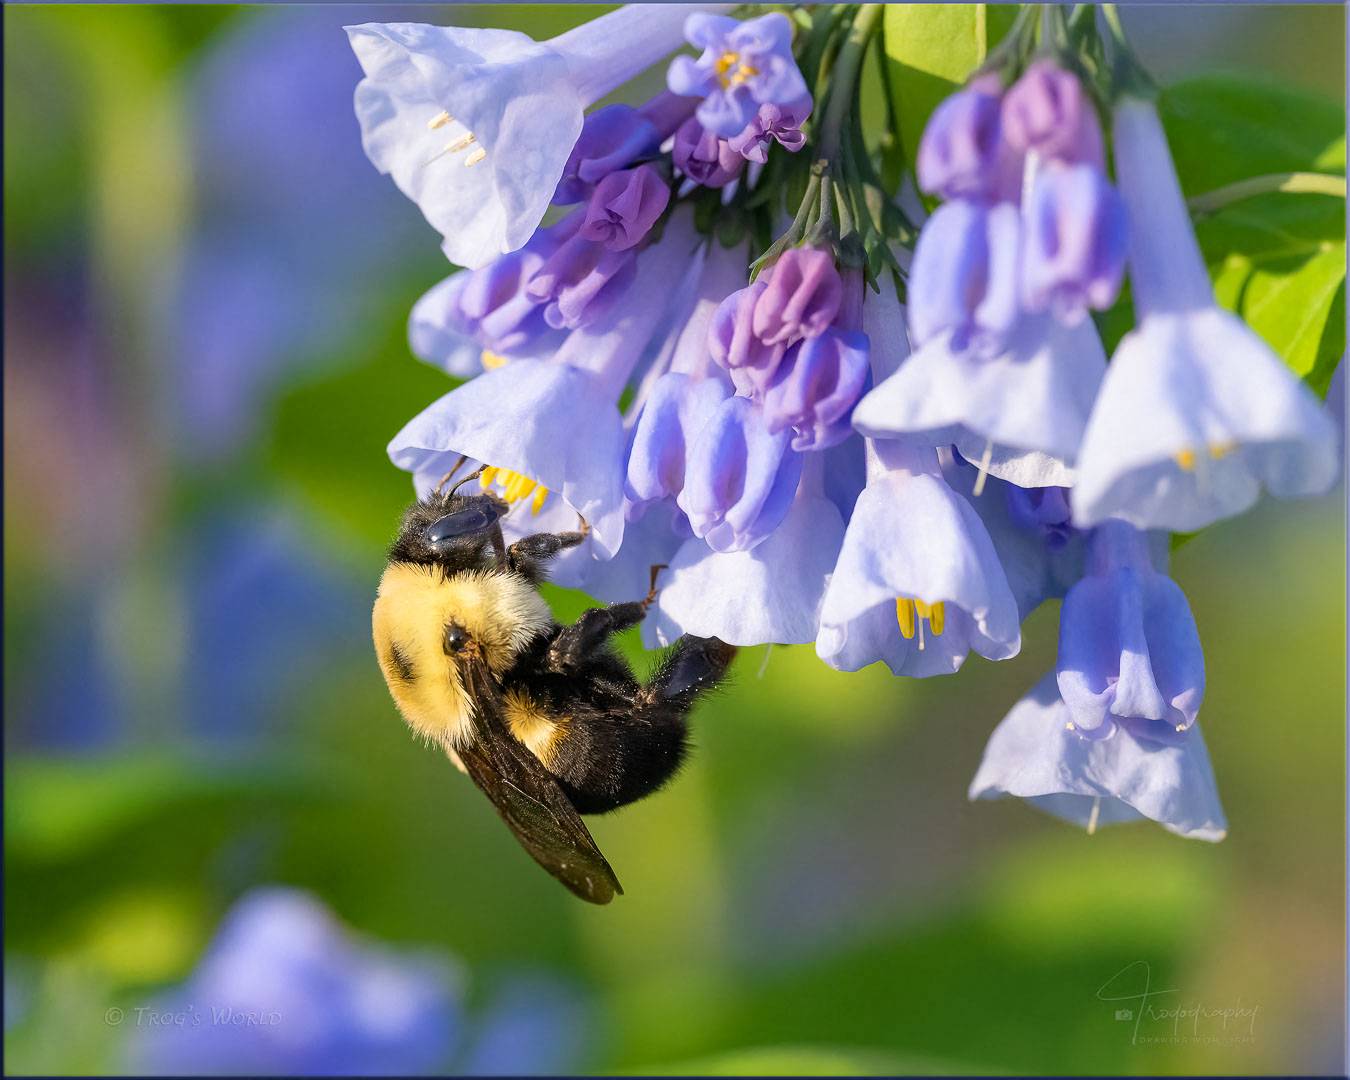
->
480 464 552 516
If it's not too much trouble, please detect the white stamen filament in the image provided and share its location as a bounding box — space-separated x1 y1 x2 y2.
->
1087 796 1101 835
972 439 994 497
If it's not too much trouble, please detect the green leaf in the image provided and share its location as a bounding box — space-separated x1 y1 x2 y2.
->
881 5 1019 178
1160 75 1346 197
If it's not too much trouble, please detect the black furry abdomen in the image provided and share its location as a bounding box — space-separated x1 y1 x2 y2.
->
502 633 733 815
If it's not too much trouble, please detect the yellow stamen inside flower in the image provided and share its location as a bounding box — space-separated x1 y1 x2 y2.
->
481 350 509 370
714 50 759 88
479 466 551 515
419 128 482 169
1208 441 1236 460
465 147 487 167
896 598 945 650
428 110 453 130
1175 447 1197 470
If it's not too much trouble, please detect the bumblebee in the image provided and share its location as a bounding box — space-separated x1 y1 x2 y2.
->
372 466 736 904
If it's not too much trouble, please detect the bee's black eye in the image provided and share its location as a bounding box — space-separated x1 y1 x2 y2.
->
426 504 500 545
443 622 469 655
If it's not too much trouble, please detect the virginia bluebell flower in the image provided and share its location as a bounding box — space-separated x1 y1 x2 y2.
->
970 670 1227 841
1071 97 1340 530
653 452 845 646
578 164 672 251
1000 59 1105 169
128 888 460 1076
666 12 808 139
389 212 703 556
626 373 732 510
1021 162 1128 324
852 307 1107 489
457 975 594 1077
348 5 707 268
815 275 1019 674
673 117 746 188
708 279 784 390
1056 519 1204 742
753 247 844 345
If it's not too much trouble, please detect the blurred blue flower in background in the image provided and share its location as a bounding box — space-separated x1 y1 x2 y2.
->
128 888 461 1076
459 973 594 1077
169 6 430 461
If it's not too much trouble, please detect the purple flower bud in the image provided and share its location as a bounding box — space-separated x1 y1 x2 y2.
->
916 79 1014 202
761 329 871 451
908 199 1020 355
708 281 786 382
1001 60 1105 170
673 117 745 188
526 233 637 329
554 104 658 205
727 95 812 163
677 395 803 552
1022 162 1128 323
753 247 843 345
1003 483 1077 551
577 164 670 251
625 372 731 508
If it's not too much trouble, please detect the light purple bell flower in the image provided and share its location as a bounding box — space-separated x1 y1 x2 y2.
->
578 164 671 251
673 117 746 188
1072 98 1340 531
666 12 808 139
626 373 732 508
677 394 803 552
816 440 1022 676
969 670 1227 841
727 96 812 163
1000 59 1105 170
906 199 1020 356
652 453 845 647
915 75 1022 203
853 306 1107 489
389 211 703 556
816 276 1020 675
348 6 711 268
1021 162 1128 324
1056 519 1204 743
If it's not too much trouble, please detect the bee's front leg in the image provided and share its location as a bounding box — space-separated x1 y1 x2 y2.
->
507 529 587 582
546 566 666 673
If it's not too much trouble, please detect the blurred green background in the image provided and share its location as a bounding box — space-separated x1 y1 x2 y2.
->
4 4 1345 1076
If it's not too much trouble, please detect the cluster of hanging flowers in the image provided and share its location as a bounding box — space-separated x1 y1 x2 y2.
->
347 4 1339 842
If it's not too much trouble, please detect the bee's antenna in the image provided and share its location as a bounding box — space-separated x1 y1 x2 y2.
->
433 455 470 495
447 467 487 496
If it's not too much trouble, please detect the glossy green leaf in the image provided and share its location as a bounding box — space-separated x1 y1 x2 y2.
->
881 4 1018 176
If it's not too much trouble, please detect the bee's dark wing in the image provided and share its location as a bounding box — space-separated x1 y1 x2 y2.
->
455 652 622 905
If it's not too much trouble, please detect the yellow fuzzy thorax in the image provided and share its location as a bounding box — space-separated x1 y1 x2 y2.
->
372 564 553 749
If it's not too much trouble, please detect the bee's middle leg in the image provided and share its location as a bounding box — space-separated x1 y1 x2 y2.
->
546 565 666 673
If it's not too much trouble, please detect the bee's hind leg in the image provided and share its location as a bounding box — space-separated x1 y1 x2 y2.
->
641 636 737 708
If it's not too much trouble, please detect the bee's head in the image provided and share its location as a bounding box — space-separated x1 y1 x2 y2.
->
388 488 510 570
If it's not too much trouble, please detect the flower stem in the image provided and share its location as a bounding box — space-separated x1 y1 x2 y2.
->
1187 172 1348 215
819 4 883 167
